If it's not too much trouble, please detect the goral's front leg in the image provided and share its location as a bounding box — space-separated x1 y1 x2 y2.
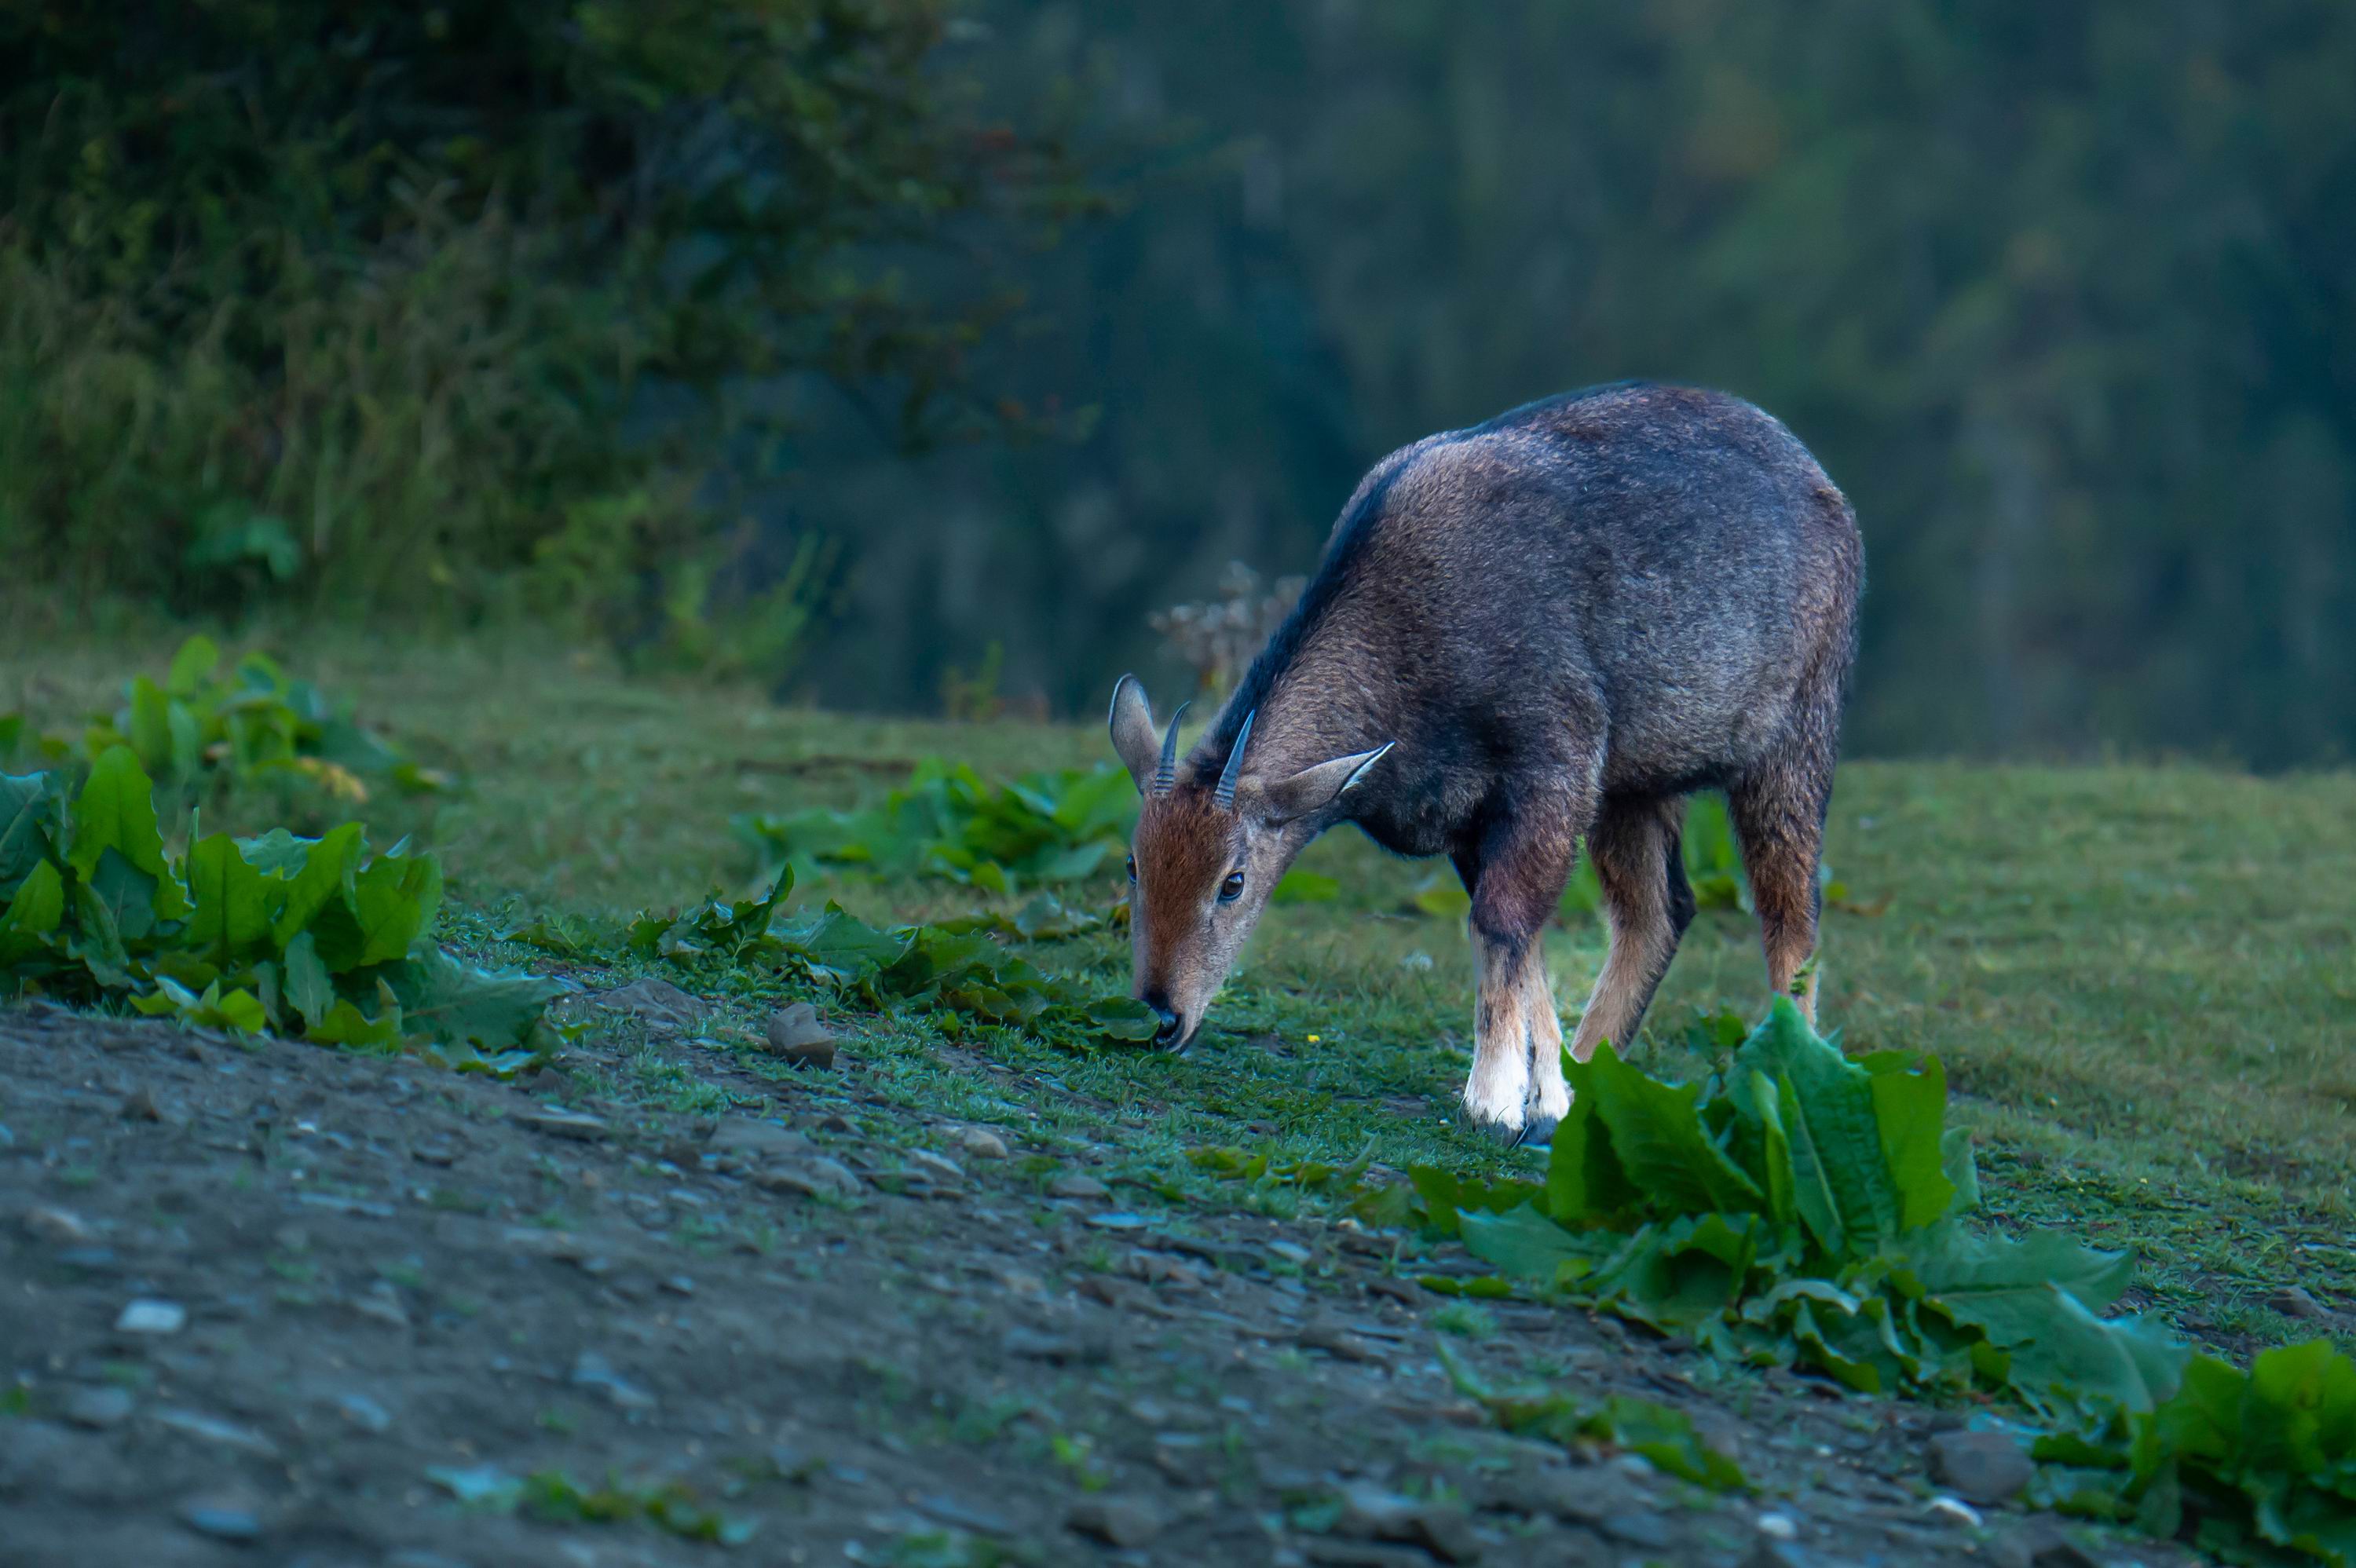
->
1457 791 1584 1143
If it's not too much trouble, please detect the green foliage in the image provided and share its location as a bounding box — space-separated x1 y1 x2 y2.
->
0 757 557 1072
1439 1343 1748 1492
5 635 445 803
620 868 1159 1047
737 760 1136 897
2033 1341 2356 1566
0 0 1086 630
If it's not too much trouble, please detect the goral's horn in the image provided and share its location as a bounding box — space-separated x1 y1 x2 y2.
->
1214 710 1256 810
1154 702 1190 796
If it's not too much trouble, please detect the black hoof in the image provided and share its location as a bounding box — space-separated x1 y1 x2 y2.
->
1513 1115 1559 1150
1468 1113 1526 1146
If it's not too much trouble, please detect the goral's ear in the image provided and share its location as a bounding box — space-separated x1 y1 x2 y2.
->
1252 742 1393 826
1107 674 1162 792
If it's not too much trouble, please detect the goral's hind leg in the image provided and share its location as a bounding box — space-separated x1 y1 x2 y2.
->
1729 750 1835 1025
1569 794 1696 1061
1457 789 1583 1142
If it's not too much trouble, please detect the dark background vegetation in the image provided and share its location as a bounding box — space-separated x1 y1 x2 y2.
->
3 0 2350 766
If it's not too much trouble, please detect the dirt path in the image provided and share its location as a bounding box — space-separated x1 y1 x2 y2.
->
2 1002 2175 1567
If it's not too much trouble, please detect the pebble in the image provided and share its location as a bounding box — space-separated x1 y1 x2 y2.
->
152 1407 281 1457
660 1275 697 1296
594 977 702 1034
1086 1211 1147 1230
959 1128 1010 1160
1926 1496 1984 1529
916 1493 1015 1536
115 1299 187 1335
119 1084 163 1121
570 1351 656 1411
1927 1427 2035 1504
1047 1173 1109 1200
1002 1327 1110 1365
2268 1285 2332 1321
1267 1240 1313 1266
510 1106 609 1142
763 1003 837 1068
1334 1482 1480 1564
1756 1511 1799 1540
754 1157 863 1199
1066 1497 1163 1548
908 1150 965 1186
1297 1319 1383 1363
20 1204 95 1244
177 1494 265 1541
336 1392 393 1434
709 1117 811 1160
63 1387 135 1428
1601 1513 1675 1550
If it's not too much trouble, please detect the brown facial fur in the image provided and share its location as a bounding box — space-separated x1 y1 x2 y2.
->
1126 784 1305 1047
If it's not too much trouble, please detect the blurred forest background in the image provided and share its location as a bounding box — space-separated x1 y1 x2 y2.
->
2 1 2351 766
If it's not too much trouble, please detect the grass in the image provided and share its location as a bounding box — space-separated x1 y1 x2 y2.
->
5 629 2353 1352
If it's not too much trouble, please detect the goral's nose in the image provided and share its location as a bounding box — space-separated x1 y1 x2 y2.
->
1142 991 1182 1047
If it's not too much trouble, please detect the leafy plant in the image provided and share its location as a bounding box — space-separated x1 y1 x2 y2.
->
6 635 445 803
736 759 1136 898
620 869 1160 1047
2032 1340 2356 1566
0 753 556 1073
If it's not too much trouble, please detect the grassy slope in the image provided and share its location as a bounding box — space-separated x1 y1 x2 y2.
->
8 633 2354 1354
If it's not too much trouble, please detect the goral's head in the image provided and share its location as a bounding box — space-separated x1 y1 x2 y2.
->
1107 675 1390 1049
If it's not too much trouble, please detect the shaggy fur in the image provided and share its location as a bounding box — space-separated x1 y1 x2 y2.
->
1113 382 1862 1139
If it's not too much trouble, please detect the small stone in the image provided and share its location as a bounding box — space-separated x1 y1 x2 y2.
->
1989 1519 2101 1568
1066 1497 1162 1548
20 1204 95 1244
2268 1285 2333 1321
762 1003 836 1067
1267 1239 1313 1266
115 1299 186 1335
660 1275 697 1296
411 1142 459 1167
63 1387 135 1429
909 1150 965 1186
1755 1511 1798 1541
1926 1496 1984 1530
351 1289 412 1329
152 1407 280 1457
1124 1251 1204 1288
595 977 702 1034
1047 1173 1109 1200
1002 1326 1109 1365
754 1157 863 1199
570 1351 656 1411
1079 1274 1142 1309
502 1226 592 1262
336 1392 393 1433
1600 1513 1675 1550
1335 1482 1480 1563
177 1494 265 1541
1927 1427 2036 1504
1086 1211 1147 1230
510 1106 609 1142
916 1493 1015 1536
1298 1319 1383 1363
958 1128 1010 1160
119 1085 163 1121
709 1117 810 1160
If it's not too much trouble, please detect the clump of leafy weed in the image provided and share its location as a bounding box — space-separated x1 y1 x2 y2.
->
614 868 1161 1047
1440 1346 1748 1490
734 758 1134 897
3 634 445 803
1 751 554 1072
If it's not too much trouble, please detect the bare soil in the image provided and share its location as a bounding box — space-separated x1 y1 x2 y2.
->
2 1002 2183 1567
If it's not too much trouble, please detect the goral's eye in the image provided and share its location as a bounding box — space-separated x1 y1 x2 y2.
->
1218 871 1246 903
1125 855 1137 883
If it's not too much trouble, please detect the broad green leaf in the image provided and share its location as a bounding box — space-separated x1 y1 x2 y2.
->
1861 1051 1959 1227
1732 1000 1898 1252
1580 1042 1764 1216
313 847 441 971
86 846 161 943
382 949 562 1049
1461 1203 1593 1282
165 634 220 696
309 996 408 1049
68 747 189 919
0 770 69 896
2 857 64 938
281 930 335 1027
264 822 365 950
184 833 278 965
1546 1065 1640 1223
237 827 316 876
1085 994 1161 1042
